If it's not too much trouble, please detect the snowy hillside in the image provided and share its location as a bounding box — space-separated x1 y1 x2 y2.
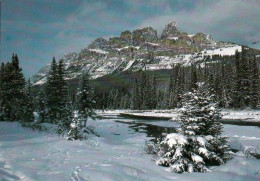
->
32 22 244 85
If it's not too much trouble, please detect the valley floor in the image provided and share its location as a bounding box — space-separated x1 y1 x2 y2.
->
0 111 260 181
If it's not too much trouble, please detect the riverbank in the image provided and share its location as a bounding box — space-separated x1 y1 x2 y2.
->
96 109 260 126
0 114 260 180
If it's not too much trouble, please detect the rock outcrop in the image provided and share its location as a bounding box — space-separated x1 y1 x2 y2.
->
32 21 244 85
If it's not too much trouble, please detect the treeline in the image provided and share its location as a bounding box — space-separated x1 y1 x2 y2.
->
0 54 34 122
0 55 95 135
94 48 260 110
1 48 259 125
37 57 95 133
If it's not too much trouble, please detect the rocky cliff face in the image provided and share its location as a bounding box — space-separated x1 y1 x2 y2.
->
32 21 243 85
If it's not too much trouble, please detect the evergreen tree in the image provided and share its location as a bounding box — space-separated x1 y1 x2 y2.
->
250 56 260 109
45 57 59 123
0 63 5 120
240 48 251 107
156 83 230 173
56 59 72 133
132 79 140 110
145 77 153 109
231 51 242 108
22 79 34 122
190 64 198 90
0 54 34 122
67 113 88 140
168 70 175 108
140 71 147 109
152 75 157 109
78 72 96 127
11 54 27 121
37 90 47 123
0 62 13 121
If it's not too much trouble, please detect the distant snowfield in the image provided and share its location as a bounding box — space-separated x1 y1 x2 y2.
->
0 112 260 180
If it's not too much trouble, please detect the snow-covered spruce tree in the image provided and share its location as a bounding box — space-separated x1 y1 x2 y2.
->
56 59 72 134
45 57 59 123
67 113 85 140
67 72 95 140
156 83 230 173
78 72 95 127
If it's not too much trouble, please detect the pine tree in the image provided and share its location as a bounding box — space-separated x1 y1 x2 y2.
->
250 56 260 109
56 59 72 133
22 79 34 122
11 54 27 121
156 83 230 173
45 57 59 123
145 77 153 109
232 51 242 108
0 62 13 121
37 90 47 123
78 72 96 127
0 54 34 122
140 71 146 109
168 70 175 108
240 48 251 107
152 75 157 109
190 64 198 90
132 79 140 110
0 63 5 120
67 113 87 140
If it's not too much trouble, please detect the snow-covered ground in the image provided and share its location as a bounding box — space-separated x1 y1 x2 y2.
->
222 110 260 122
0 113 260 181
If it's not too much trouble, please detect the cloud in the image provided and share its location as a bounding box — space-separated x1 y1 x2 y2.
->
136 0 260 48
2 0 259 78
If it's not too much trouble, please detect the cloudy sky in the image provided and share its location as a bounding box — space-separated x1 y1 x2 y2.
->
1 0 260 77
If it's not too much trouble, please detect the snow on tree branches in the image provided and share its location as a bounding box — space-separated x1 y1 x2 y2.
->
156 83 231 173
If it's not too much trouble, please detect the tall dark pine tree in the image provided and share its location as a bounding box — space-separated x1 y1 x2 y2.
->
22 79 34 122
240 48 251 107
78 72 96 127
145 77 153 109
45 57 59 123
0 62 5 120
250 56 260 109
190 64 198 90
152 75 157 109
57 59 68 111
10 54 27 121
0 54 32 122
55 59 73 133
0 62 13 121
140 71 146 109
168 70 175 108
37 90 47 123
132 79 140 110
232 51 242 108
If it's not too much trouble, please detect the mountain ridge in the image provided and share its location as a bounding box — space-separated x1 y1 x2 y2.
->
32 21 259 85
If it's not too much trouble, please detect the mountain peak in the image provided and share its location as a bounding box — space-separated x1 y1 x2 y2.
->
32 21 248 86
161 21 180 39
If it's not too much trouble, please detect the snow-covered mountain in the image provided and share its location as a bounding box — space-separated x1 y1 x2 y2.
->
32 22 243 85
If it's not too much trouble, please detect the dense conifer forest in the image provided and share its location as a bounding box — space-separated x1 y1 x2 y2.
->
94 48 260 110
0 48 259 129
